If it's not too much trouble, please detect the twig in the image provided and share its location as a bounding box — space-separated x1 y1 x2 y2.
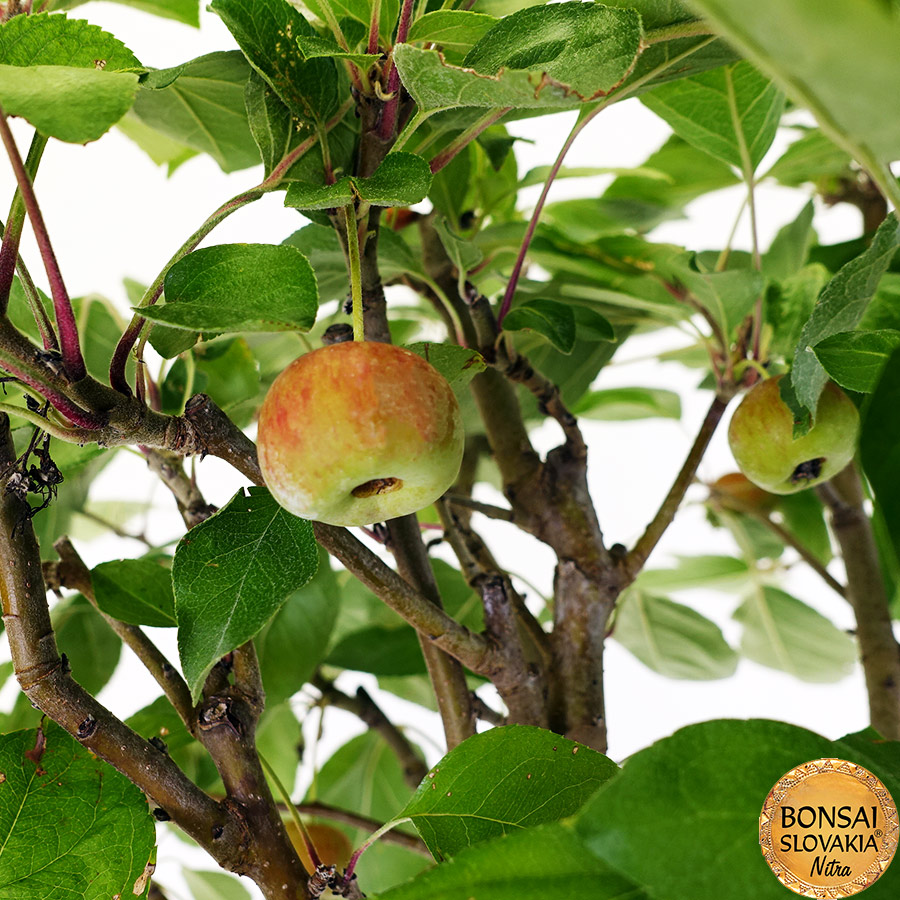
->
0 131 47 316
290 802 430 856
312 674 428 788
142 447 218 529
444 493 514 522
429 108 510 174
471 693 506 726
377 0 416 140
0 106 85 380
626 394 730 579
818 465 900 740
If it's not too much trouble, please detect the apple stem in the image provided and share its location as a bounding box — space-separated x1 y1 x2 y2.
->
343 204 365 341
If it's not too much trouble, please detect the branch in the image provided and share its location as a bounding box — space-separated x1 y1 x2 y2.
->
141 447 218 529
626 394 730 580
386 514 477 749
312 674 428 788
317 520 493 676
0 413 245 866
445 493 514 522
42 536 195 731
818 464 900 740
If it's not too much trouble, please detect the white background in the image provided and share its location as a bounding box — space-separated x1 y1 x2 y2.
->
0 3 883 897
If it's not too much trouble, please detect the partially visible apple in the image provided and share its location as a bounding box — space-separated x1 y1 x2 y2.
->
709 472 779 512
727 375 859 494
257 341 464 526
285 821 353 875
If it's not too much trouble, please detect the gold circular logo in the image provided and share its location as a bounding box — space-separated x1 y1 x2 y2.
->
760 758 898 896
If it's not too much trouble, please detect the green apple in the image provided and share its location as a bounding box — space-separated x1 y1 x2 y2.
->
257 341 464 526
727 375 859 494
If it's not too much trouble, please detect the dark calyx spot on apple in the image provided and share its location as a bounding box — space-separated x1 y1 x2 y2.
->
351 477 403 498
790 457 825 484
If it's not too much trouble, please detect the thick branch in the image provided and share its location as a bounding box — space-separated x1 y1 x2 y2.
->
312 674 428 788
819 465 900 740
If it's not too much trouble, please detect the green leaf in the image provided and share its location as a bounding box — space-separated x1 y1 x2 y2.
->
0 722 156 900
812 329 900 393
295 32 380 69
0 12 140 70
117 111 197 173
503 299 577 353
687 0 900 167
145 243 317 333
131 51 261 173
762 200 815 280
776 490 832 566
576 719 900 900
612 590 738 680
763 126 852 187
674 265 765 339
407 11 499 49
399 725 618 860
637 555 751 592
327 625 429 676
51 0 200 26
733 586 857 682
602 134 740 226
174 486 318 701
0 64 138 143
92 558 177 628
601 1 738 93
256 549 340 706
313 731 428 893
183 869 252 900
394 41 629 113
861 346 900 562
373 822 649 900
53 594 121 696
462 3 642 100
765 264 829 360
256 702 302 795
641 61 784 173
433 217 483 300
210 0 338 124
404 343 486 395
285 152 432 210
787 212 900 428
572 386 681 421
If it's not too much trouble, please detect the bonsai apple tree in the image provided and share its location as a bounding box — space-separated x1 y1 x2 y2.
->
2 0 900 898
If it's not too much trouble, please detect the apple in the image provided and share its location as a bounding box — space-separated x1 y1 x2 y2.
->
257 341 464 526
285 821 353 875
727 375 859 494
709 472 779 512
